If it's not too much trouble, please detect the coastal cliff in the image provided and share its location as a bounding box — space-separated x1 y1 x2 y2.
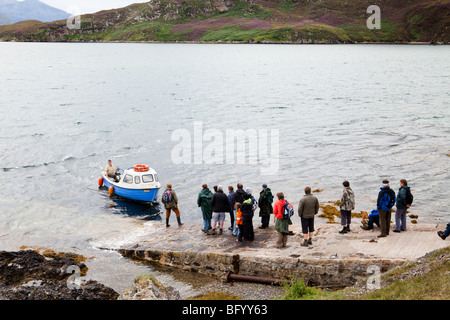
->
0 0 448 43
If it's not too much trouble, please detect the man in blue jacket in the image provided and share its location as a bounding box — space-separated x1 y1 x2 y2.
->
376 180 396 238
394 179 411 232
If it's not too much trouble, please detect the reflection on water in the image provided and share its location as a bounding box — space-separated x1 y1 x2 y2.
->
103 189 163 221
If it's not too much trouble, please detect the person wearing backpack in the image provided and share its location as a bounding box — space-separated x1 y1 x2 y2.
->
273 192 293 248
197 184 213 233
258 184 274 229
161 183 183 228
394 179 412 233
339 181 355 234
298 186 319 246
376 180 396 237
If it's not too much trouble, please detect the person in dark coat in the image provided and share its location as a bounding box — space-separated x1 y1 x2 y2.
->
197 184 213 232
241 193 254 242
209 186 231 235
394 179 411 232
376 180 396 238
298 186 319 246
258 184 273 229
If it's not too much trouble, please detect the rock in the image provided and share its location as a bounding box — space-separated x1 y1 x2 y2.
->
0 250 118 300
121 274 180 300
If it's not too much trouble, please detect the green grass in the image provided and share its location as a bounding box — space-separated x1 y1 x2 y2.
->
199 24 350 43
279 278 323 300
188 291 242 300
278 1 297 12
339 19 402 42
102 21 186 42
213 1 271 20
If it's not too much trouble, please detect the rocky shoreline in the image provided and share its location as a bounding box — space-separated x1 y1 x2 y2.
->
0 249 118 300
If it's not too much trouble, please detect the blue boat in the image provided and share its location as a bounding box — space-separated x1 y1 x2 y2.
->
100 164 161 203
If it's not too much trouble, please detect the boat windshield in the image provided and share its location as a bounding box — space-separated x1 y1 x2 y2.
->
142 174 154 183
123 174 133 184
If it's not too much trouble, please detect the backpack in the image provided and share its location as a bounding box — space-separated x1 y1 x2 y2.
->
282 201 294 219
405 188 413 206
379 191 395 211
162 189 172 203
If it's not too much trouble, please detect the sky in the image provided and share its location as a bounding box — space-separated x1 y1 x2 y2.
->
39 0 149 15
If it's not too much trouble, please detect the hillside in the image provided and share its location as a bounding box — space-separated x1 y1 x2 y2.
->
0 0 449 43
0 0 70 24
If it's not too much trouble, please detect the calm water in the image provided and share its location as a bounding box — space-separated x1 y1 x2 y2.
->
0 43 449 292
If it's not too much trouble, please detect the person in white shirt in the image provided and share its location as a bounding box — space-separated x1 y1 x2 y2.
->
105 160 119 182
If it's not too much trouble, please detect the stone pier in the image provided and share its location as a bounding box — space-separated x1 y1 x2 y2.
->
115 221 449 289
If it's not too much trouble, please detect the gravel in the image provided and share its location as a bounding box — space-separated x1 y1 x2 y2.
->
184 279 286 300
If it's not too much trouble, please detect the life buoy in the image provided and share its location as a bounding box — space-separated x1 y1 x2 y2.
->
133 164 149 172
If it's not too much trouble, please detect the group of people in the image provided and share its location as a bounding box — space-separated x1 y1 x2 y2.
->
196 183 272 243
158 178 449 247
104 160 448 243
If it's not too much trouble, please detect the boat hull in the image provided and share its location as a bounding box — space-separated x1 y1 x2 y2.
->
103 178 159 202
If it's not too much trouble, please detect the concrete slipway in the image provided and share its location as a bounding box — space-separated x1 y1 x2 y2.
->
110 218 449 289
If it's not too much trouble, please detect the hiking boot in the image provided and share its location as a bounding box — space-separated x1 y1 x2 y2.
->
301 239 309 247
377 234 386 238
307 238 312 245
339 228 347 234
437 231 447 240
345 226 351 232
218 228 223 235
177 217 183 226
207 229 216 235
166 218 170 228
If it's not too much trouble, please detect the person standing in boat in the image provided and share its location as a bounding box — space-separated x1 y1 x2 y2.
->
161 183 183 228
105 160 119 182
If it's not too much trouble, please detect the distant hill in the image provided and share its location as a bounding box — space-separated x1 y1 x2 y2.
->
0 0 70 24
0 0 448 43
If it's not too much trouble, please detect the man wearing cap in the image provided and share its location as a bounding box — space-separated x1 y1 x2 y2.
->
258 184 274 229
